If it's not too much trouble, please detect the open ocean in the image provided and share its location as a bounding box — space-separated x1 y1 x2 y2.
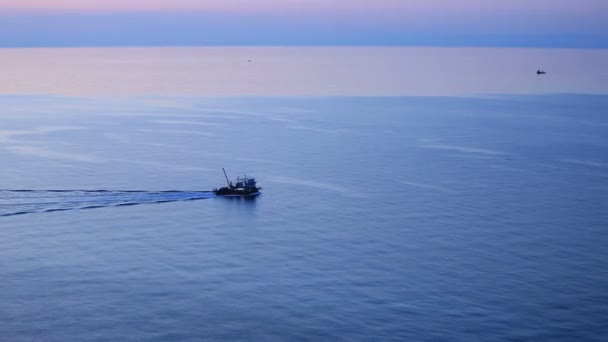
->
1 47 608 341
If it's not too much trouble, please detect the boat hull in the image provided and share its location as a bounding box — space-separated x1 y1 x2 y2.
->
218 192 261 197
213 187 261 197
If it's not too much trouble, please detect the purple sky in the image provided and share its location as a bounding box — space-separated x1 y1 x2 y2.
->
0 0 606 47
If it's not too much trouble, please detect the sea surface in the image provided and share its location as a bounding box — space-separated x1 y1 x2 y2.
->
1 47 608 341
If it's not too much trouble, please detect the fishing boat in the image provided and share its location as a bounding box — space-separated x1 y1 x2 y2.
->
213 168 262 197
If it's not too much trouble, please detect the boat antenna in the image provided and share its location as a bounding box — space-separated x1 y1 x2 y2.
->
222 168 231 187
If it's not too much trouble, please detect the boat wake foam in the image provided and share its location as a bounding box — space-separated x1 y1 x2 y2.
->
0 190 214 217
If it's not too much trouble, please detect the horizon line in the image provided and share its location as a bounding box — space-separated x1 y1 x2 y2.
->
0 44 606 50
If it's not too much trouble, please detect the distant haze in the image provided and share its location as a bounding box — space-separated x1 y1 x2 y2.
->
1 47 607 96
0 0 607 47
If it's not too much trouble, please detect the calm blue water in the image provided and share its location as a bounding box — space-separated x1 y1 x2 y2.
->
1 94 608 341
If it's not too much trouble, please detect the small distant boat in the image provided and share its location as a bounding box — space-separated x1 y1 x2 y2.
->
213 168 261 197
537 70 547 75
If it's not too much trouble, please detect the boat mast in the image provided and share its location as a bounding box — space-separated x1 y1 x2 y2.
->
222 168 231 187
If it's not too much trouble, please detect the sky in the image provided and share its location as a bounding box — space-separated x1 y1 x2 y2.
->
0 0 607 48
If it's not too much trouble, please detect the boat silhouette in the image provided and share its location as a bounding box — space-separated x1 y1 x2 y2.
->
213 168 262 197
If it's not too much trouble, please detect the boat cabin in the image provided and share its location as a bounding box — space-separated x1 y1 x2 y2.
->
233 176 258 190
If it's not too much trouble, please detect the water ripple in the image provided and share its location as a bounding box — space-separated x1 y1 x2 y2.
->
0 190 214 217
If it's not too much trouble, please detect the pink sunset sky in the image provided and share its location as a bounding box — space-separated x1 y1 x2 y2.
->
1 0 605 14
